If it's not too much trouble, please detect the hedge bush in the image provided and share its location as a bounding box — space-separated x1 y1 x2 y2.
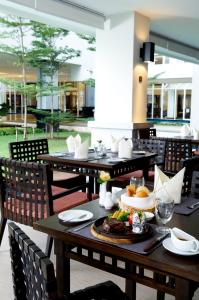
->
0 127 43 136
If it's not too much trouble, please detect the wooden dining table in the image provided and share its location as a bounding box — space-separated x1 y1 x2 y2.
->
38 151 156 193
33 199 199 300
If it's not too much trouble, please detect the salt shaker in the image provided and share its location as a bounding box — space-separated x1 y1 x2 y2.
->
104 192 114 210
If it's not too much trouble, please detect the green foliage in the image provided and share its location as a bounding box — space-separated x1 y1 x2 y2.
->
84 78 95 87
28 107 75 126
0 16 32 66
0 127 43 135
0 103 10 116
29 21 81 76
0 127 16 135
77 34 96 51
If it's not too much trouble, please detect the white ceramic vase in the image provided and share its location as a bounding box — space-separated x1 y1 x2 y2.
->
99 182 107 207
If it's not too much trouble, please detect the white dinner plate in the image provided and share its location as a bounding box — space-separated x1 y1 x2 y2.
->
107 158 124 163
132 151 146 155
58 209 93 223
144 212 154 221
163 238 199 256
51 152 67 157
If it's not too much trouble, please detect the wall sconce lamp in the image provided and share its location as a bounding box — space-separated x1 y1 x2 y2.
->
140 42 155 63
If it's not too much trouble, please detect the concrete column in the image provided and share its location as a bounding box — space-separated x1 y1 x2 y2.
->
37 69 59 110
167 89 175 118
88 12 150 146
191 65 199 130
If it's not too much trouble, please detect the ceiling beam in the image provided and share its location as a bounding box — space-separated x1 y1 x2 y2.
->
0 0 105 34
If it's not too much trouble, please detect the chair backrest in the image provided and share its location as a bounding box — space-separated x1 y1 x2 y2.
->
138 128 156 139
151 137 193 175
0 157 53 225
9 138 49 162
191 171 199 198
182 157 199 195
8 222 129 300
8 222 58 300
133 138 166 166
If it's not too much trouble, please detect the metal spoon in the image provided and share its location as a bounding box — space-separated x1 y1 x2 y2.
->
187 201 199 209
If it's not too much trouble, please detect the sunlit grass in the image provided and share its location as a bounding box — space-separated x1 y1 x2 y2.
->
0 130 91 158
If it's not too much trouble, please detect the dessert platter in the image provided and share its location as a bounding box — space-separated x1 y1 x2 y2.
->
91 209 153 244
119 185 155 212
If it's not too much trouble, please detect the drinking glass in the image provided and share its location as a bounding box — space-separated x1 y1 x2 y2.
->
130 176 145 188
155 197 174 234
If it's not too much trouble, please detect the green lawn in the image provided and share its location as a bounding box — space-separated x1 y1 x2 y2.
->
0 130 91 158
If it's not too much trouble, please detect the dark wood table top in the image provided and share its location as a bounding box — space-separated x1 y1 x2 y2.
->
38 151 156 176
33 199 199 283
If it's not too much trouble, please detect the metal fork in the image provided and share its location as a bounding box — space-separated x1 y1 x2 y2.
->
187 201 199 209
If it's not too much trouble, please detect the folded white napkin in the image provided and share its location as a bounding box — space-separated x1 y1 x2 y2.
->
180 124 191 137
192 128 199 139
66 134 81 153
74 139 89 159
154 165 185 204
110 136 121 152
118 138 132 158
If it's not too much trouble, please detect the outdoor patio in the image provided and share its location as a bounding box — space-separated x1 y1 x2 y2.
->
0 221 188 300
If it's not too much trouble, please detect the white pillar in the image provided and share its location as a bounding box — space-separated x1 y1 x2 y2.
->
88 12 150 146
37 70 59 110
191 65 199 130
167 89 175 118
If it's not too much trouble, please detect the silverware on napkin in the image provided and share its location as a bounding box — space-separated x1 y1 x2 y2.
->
144 232 169 252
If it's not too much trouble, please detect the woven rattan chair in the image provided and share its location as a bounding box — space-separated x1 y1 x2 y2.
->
8 222 129 300
190 171 199 198
9 138 87 189
113 139 166 189
181 156 199 196
0 158 94 257
151 137 193 177
138 128 156 139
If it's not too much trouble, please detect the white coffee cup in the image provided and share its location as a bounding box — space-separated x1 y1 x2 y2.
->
170 227 199 252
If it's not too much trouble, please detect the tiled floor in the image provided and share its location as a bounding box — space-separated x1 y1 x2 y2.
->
0 223 198 300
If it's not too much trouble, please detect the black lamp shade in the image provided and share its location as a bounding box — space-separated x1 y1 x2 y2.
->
140 42 155 62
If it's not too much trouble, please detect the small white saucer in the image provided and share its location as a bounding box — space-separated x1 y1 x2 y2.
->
58 209 93 223
144 212 154 221
163 238 199 256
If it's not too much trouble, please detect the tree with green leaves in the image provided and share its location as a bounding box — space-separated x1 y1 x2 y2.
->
0 15 32 139
29 21 81 138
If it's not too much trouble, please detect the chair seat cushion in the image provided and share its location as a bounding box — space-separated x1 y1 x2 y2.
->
4 187 98 220
53 171 80 182
114 170 155 186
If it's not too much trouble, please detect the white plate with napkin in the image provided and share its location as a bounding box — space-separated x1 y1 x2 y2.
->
163 238 199 256
58 209 93 223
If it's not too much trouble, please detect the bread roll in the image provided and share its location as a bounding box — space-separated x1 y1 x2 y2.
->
127 184 136 196
136 186 149 195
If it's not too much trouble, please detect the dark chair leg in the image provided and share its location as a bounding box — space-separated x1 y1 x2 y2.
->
157 291 165 300
0 218 7 246
45 236 53 257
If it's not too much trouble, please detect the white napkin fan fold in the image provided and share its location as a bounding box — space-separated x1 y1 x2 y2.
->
154 165 185 204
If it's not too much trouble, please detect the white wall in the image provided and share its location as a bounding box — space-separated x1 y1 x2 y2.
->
191 64 199 130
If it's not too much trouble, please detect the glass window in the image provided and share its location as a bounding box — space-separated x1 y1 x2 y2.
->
185 89 191 119
163 89 168 118
153 87 161 118
147 89 152 118
176 90 184 119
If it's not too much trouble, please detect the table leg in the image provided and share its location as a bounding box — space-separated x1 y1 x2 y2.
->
125 263 136 300
175 278 191 300
54 239 70 298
